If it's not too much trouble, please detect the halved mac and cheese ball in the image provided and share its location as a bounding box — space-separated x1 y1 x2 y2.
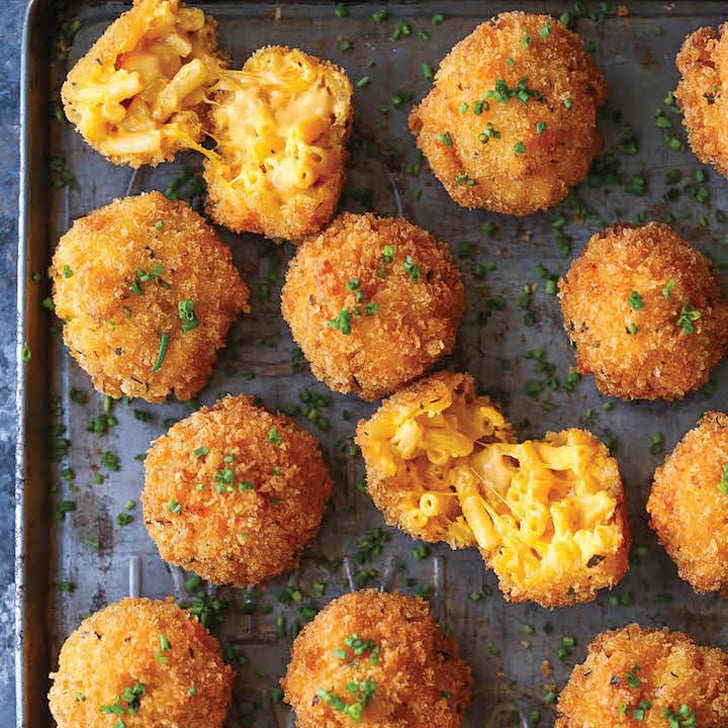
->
48 598 234 728
647 412 728 596
51 192 250 402
676 24 728 179
460 428 630 607
204 46 353 241
142 394 332 586
282 214 466 401
556 624 728 728
355 371 515 548
62 0 226 167
282 590 472 728
409 11 607 216
559 222 728 401
357 374 630 607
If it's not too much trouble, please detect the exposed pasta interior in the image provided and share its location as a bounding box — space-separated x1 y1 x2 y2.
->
453 429 629 604
203 46 353 240
62 0 225 166
356 372 516 548
357 372 631 606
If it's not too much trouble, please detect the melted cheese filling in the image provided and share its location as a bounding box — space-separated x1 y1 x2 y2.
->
382 389 513 547
453 432 622 585
385 402 622 575
70 3 221 157
209 49 349 204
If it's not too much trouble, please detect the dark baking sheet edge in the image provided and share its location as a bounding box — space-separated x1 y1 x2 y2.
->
16 0 51 725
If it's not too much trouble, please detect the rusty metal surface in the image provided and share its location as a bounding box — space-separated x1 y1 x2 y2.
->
18 1 728 726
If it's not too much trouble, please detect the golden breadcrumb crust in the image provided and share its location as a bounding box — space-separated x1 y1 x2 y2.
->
204 45 353 241
281 590 472 728
476 428 630 607
409 11 607 216
556 624 728 727
51 192 249 403
142 394 332 586
48 597 233 728
676 24 728 179
62 0 225 167
355 371 515 548
281 214 465 401
647 411 728 595
559 222 728 401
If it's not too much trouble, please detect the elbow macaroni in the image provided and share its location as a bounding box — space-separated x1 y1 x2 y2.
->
203 46 353 240
356 372 630 606
61 0 224 167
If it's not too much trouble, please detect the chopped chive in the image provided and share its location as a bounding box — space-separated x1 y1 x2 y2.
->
151 333 171 372
167 498 183 514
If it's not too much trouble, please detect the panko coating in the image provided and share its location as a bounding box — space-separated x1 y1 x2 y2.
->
281 590 472 728
555 624 728 727
559 222 728 401
676 24 728 179
51 192 249 403
204 46 353 241
409 11 607 216
48 597 233 728
281 214 465 401
62 0 226 167
355 371 515 548
357 372 630 607
142 394 332 586
647 412 728 596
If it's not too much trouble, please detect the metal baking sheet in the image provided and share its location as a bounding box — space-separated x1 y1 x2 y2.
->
17 1 728 726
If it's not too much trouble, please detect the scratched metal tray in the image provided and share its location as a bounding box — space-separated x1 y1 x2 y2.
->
16 1 728 726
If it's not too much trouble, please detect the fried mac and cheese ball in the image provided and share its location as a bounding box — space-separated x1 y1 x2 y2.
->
676 24 728 179
282 590 472 728
51 192 249 403
62 0 226 167
204 46 353 241
555 624 728 727
142 394 332 586
355 372 515 548
281 214 465 401
357 372 630 607
647 412 728 596
559 222 728 401
48 598 233 728
409 12 607 216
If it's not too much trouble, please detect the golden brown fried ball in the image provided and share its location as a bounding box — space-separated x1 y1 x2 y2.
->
357 372 631 607
281 590 472 728
51 192 249 403
281 214 465 401
676 24 728 179
204 46 353 241
142 394 332 586
647 412 728 596
62 0 226 167
48 597 233 728
355 371 515 548
555 623 728 727
409 11 607 216
559 222 728 401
